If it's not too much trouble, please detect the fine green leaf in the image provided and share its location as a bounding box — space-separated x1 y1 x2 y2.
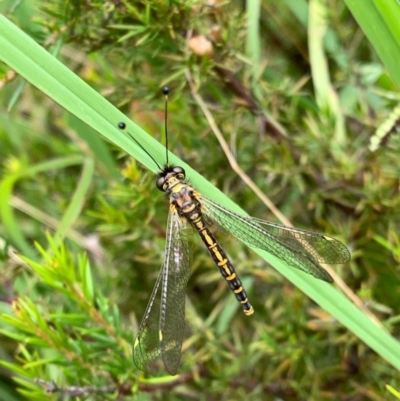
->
1 14 400 372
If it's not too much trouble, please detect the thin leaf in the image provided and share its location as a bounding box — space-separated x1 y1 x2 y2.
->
1 15 400 372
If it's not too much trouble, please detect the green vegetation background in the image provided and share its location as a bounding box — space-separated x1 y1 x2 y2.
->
1 0 400 400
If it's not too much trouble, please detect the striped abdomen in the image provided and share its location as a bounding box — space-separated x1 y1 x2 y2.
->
193 216 254 315
172 188 253 315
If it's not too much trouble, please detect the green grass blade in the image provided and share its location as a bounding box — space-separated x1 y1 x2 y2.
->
308 0 346 143
0 155 84 258
246 0 261 73
1 15 400 371
54 158 95 245
344 0 400 87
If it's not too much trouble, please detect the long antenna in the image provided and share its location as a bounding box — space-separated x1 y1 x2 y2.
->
118 87 171 171
162 86 170 166
117 122 162 171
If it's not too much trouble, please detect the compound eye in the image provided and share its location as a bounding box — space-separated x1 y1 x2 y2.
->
173 166 185 176
156 176 166 191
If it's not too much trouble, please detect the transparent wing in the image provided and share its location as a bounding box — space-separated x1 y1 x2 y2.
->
133 208 190 375
132 264 163 372
200 196 350 283
160 211 190 374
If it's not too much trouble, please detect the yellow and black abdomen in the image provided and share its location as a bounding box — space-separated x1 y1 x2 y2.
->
194 217 254 315
171 185 254 316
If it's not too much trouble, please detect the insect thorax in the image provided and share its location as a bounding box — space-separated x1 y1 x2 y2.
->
169 184 202 220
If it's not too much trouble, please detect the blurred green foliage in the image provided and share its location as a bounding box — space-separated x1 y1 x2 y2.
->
1 0 400 400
